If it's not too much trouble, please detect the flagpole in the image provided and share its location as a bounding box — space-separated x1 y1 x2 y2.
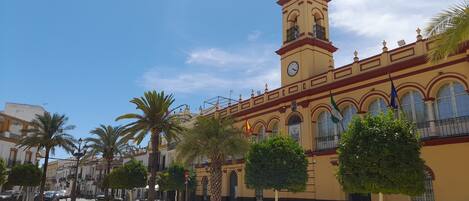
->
388 74 405 119
388 74 402 108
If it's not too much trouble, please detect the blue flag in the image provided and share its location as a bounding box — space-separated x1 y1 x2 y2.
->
390 81 398 109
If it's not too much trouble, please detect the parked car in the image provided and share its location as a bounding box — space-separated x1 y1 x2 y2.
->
43 191 59 201
0 191 19 201
56 190 69 199
96 194 105 201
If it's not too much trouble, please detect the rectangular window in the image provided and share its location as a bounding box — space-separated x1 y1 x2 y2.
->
8 149 18 167
25 151 32 163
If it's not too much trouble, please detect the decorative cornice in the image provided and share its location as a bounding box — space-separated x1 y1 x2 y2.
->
277 0 330 6
232 56 467 120
276 37 338 56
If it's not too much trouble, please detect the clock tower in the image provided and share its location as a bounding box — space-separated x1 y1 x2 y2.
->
276 0 338 86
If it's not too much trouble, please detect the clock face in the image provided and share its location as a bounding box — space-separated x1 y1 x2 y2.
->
287 61 299 77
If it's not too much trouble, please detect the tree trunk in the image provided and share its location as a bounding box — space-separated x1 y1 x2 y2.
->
379 192 384 201
209 156 223 201
274 190 278 201
39 148 50 201
148 131 160 201
105 159 112 201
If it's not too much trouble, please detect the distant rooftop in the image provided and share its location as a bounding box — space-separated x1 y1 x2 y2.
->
2 102 46 122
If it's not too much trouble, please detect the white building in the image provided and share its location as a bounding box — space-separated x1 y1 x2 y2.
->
0 103 46 192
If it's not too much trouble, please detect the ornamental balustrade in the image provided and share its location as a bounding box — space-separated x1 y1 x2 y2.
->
314 115 469 151
213 32 444 119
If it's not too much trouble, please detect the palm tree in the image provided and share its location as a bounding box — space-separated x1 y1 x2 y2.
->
85 125 129 201
176 116 250 201
116 90 185 201
18 112 76 201
426 1 469 62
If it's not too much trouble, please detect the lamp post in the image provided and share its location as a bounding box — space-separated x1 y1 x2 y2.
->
71 138 87 201
184 170 190 201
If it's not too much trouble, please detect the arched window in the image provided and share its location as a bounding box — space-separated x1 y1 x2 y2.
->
401 91 426 123
316 111 337 150
270 121 279 136
202 176 209 201
341 105 357 131
312 12 326 40
253 124 266 142
435 82 469 119
411 170 435 201
286 13 300 42
368 97 387 116
288 114 302 142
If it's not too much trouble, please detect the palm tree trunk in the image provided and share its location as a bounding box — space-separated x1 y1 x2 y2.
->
105 159 112 201
209 155 223 201
148 131 160 201
39 148 50 201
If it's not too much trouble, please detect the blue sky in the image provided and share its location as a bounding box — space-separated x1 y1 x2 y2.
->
0 0 459 159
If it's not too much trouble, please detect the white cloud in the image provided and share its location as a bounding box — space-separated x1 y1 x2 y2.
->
329 0 460 66
330 0 458 40
186 44 276 70
142 43 280 95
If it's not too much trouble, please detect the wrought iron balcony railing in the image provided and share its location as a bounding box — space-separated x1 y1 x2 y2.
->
417 116 469 139
312 24 327 41
286 25 300 43
315 134 340 151
314 115 469 152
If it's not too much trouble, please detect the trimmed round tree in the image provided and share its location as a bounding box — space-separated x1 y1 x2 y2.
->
157 164 196 201
337 111 426 200
245 135 308 201
108 159 147 189
108 159 147 201
7 163 42 201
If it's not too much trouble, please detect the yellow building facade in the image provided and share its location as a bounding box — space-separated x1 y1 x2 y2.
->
194 0 469 201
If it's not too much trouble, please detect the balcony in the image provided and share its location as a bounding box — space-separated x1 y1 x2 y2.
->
315 134 340 151
286 25 300 43
313 116 469 152
417 116 469 139
312 24 327 41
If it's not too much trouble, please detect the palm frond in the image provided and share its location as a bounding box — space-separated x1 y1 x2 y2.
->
426 1 469 62
176 116 249 166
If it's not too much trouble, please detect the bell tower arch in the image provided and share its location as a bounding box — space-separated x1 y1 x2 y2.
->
276 0 338 86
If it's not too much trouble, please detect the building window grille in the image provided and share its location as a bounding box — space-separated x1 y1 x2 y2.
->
316 111 338 150
202 177 209 201
286 25 300 42
312 24 327 41
255 188 263 201
412 170 435 201
288 115 302 142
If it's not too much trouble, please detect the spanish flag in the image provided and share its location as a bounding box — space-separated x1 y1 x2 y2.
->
244 120 252 134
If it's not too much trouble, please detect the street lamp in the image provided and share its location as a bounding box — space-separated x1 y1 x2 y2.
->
184 170 190 201
71 138 87 201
